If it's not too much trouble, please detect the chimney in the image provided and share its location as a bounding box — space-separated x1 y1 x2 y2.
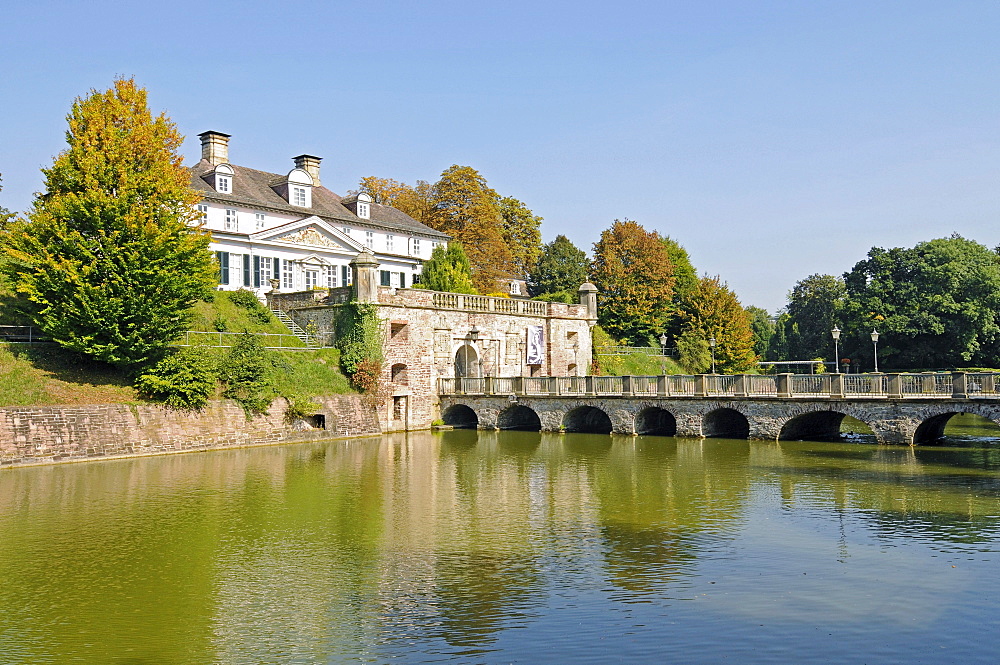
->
198 131 230 166
293 154 322 187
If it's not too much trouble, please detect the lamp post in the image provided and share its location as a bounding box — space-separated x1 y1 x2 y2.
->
831 326 841 374
659 333 668 356
871 329 880 373
709 337 717 374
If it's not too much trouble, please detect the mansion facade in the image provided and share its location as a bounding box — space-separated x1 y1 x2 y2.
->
190 131 450 297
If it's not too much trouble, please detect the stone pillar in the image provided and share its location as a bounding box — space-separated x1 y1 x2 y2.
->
776 373 791 398
350 249 380 303
484 376 494 395
886 373 902 399
578 282 598 322
621 375 633 397
734 374 747 397
585 375 595 395
952 372 968 399
513 376 524 395
695 374 707 397
830 373 844 398
657 374 668 397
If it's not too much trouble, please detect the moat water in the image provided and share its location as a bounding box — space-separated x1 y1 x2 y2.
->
2 417 1000 664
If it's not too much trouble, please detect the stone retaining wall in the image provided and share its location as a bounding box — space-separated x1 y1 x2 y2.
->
0 395 381 468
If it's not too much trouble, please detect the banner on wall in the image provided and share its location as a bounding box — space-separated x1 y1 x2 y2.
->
526 325 545 365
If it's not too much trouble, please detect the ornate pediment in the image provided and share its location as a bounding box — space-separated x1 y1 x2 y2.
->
275 226 341 249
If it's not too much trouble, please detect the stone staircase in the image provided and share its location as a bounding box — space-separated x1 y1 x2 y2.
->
270 309 320 348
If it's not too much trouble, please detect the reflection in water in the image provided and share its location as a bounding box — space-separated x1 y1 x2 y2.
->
0 430 998 663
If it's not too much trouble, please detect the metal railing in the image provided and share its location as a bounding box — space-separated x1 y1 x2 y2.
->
171 330 334 350
0 326 49 343
439 371 997 400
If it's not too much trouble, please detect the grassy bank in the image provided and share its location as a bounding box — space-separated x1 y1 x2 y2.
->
0 292 353 407
594 351 686 376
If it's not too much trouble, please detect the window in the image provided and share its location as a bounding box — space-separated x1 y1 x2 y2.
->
398 272 406 288
386 235 394 253
411 238 420 256
292 186 307 207
380 270 391 287
282 259 294 290
197 204 209 223
357 202 370 219
390 323 408 341
341 265 352 286
342 226 350 235
255 212 265 230
224 209 237 231
305 269 319 289
216 251 229 285
391 363 408 385
217 176 230 193
325 266 337 288
509 281 521 296
229 253 242 287
365 231 374 249
253 256 274 288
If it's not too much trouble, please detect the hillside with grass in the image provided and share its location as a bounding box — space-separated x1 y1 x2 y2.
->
0 291 353 408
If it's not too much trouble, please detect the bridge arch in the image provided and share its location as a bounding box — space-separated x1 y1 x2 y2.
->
497 405 542 431
912 411 1000 444
564 405 613 434
635 407 677 436
703 408 750 439
779 411 854 441
442 404 478 429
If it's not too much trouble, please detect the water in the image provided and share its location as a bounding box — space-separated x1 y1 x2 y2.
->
1 424 1000 664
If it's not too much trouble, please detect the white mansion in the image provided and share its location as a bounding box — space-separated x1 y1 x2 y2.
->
190 131 449 296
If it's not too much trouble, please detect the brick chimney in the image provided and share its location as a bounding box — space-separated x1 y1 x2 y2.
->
198 131 230 165
293 154 322 187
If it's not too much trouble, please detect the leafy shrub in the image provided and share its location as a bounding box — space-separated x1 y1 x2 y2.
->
227 289 273 324
213 315 228 332
218 333 276 415
284 392 321 422
135 348 217 409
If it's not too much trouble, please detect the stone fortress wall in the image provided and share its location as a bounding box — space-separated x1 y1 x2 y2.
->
0 395 380 468
270 250 599 432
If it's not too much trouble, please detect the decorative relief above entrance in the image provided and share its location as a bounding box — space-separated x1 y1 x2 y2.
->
277 227 338 248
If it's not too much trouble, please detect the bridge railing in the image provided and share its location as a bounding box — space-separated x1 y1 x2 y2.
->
438 371 999 400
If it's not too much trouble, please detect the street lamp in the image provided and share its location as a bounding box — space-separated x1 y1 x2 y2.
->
871 329 880 373
709 337 717 374
831 326 841 374
658 333 668 356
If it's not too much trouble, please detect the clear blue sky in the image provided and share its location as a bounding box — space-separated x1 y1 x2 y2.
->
2 1 998 313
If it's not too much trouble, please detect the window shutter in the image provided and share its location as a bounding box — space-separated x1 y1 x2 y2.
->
243 254 251 286
253 256 261 288
399 272 406 288
380 270 391 286
217 251 229 285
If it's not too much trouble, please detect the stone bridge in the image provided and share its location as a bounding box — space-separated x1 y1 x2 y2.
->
437 373 1000 445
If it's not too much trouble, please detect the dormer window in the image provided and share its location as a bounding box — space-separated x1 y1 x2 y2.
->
210 163 235 194
278 168 313 207
357 193 372 219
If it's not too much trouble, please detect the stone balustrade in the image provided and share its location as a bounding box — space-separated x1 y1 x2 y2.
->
439 371 999 400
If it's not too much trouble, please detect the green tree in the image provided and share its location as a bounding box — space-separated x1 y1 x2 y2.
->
430 165 514 293
0 78 215 370
498 196 542 279
418 242 476 294
745 306 775 359
676 329 711 374
0 175 17 226
529 234 589 297
591 220 675 344
842 234 1000 369
660 235 698 341
780 274 846 361
679 275 758 373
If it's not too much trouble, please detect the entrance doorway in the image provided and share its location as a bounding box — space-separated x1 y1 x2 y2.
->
455 344 480 378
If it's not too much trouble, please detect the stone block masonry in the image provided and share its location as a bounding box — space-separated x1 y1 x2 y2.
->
0 395 380 468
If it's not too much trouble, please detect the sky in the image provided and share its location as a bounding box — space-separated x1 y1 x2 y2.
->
1 1 998 313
